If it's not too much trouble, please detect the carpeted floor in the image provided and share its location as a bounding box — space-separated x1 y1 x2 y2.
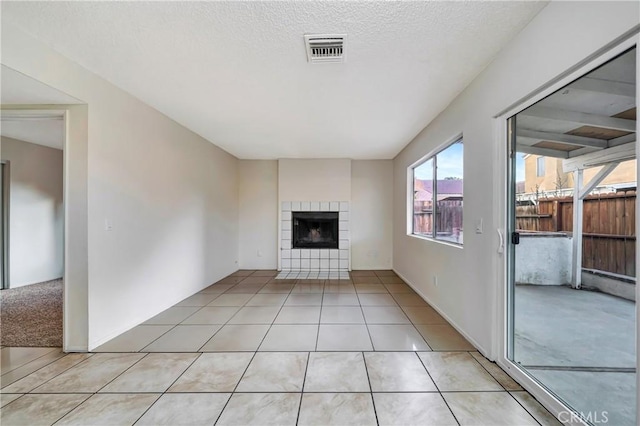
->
0 279 63 347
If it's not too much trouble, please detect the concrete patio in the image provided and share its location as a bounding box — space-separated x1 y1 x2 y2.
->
515 285 636 425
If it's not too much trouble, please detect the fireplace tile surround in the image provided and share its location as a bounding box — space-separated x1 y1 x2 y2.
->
278 201 350 280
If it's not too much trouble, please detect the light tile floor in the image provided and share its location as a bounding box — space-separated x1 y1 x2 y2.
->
276 270 351 280
0 270 560 425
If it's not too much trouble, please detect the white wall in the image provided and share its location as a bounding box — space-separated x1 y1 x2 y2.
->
278 159 351 202
239 160 278 269
64 104 89 351
2 24 240 350
1 136 63 287
351 160 393 269
393 1 639 356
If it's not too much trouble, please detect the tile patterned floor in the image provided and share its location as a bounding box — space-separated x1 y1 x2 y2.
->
276 270 351 280
0 270 560 425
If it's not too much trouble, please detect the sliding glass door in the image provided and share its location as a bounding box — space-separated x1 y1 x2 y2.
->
507 48 637 425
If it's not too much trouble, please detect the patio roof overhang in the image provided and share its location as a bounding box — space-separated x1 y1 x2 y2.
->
515 48 637 288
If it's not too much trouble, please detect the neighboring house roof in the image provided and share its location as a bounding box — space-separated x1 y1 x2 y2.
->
414 179 463 201
414 189 432 201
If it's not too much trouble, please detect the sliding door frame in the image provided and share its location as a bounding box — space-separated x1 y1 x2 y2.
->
493 31 639 424
1 160 9 290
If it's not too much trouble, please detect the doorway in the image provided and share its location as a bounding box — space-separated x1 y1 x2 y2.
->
0 111 65 347
507 47 637 425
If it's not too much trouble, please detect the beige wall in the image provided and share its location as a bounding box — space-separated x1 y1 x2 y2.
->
278 159 351 202
239 160 278 269
524 155 636 194
238 159 393 270
1 136 63 287
2 23 240 350
523 155 566 193
351 160 393 269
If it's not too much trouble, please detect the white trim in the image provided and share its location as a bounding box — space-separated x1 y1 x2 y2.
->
407 233 464 250
492 116 508 361
495 36 639 120
0 111 65 120
88 317 144 350
277 210 282 271
1 108 71 351
408 132 464 170
406 134 464 244
393 268 485 353
494 31 638 425
405 166 414 236
62 109 69 352
635 31 640 424
63 347 89 353
495 357 588 426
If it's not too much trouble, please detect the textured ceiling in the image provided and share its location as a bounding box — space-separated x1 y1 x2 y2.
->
2 1 547 159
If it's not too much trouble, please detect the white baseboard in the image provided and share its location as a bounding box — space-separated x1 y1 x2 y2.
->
393 268 487 355
63 346 89 353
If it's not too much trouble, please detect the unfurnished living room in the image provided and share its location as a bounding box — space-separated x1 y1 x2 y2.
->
0 1 638 425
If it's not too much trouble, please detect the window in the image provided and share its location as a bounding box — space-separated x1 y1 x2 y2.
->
536 156 545 177
412 139 463 244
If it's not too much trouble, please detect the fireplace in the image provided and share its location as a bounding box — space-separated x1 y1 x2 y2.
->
292 212 338 249
278 201 349 279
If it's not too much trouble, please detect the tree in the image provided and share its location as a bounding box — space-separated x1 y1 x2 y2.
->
554 171 568 197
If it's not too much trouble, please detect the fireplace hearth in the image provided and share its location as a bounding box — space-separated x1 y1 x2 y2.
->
292 212 338 249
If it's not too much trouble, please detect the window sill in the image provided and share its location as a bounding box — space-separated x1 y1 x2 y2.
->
408 233 464 249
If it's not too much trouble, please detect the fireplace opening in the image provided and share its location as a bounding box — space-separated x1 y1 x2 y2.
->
292 211 338 249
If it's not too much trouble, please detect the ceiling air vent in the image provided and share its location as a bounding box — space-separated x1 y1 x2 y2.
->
304 34 346 64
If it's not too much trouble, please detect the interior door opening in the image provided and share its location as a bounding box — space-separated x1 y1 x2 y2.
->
0 111 65 347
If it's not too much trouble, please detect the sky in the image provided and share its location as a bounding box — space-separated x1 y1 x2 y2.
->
515 153 525 182
414 142 463 180
414 142 526 182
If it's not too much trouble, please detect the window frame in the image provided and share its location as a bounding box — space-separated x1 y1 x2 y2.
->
536 156 545 177
408 135 464 246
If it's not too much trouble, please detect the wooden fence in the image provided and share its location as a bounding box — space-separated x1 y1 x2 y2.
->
414 200 463 238
516 191 636 277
